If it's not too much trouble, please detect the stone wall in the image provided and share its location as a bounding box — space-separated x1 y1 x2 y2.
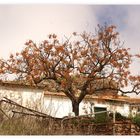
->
56 119 140 135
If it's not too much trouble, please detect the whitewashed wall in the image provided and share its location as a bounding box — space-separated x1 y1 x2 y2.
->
43 95 96 117
82 99 130 117
0 85 133 118
115 104 130 117
43 95 131 118
0 85 44 116
43 95 72 117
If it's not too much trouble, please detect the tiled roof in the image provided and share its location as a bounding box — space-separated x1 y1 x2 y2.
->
44 91 140 104
90 95 140 104
0 81 44 90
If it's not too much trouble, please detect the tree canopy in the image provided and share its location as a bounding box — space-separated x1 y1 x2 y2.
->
0 24 140 115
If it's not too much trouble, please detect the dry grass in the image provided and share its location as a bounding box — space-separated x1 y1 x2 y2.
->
0 116 53 135
0 113 140 135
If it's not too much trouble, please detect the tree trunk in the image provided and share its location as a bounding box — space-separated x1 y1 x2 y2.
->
72 101 80 116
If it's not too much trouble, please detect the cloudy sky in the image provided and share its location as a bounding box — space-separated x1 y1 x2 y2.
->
0 4 140 96
0 5 98 59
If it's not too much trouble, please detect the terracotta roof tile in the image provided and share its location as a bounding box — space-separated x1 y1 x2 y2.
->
44 91 140 104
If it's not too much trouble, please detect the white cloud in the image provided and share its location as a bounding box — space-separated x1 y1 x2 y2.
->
119 6 140 76
0 5 98 59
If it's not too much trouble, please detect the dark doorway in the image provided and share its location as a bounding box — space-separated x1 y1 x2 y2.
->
94 107 108 123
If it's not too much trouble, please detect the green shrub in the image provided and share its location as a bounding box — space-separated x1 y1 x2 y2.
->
115 112 127 121
132 115 140 127
94 112 109 123
109 112 127 121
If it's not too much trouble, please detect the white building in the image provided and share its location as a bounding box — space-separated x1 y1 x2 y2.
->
0 81 140 118
43 91 140 118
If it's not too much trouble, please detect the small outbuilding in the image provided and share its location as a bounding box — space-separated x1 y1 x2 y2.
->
0 81 140 118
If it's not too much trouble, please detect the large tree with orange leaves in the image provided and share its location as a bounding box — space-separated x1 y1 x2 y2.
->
0 25 140 116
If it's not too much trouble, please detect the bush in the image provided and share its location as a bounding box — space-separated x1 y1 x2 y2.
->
109 112 127 121
94 112 109 123
132 115 140 127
